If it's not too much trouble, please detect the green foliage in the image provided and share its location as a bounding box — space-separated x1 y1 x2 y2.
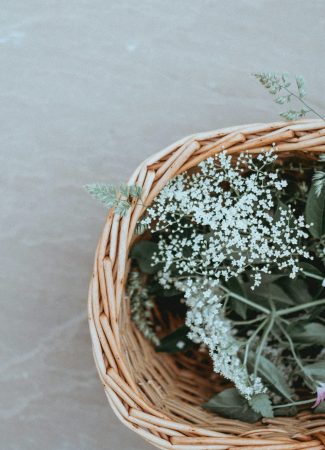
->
278 277 311 305
315 402 325 413
254 72 324 121
289 322 325 346
312 171 325 197
85 183 142 216
247 354 294 402
135 222 148 236
156 325 194 353
312 155 325 198
203 388 261 423
226 277 247 319
305 182 325 238
249 393 274 418
127 271 159 345
130 240 162 274
126 152 325 419
304 361 325 382
251 283 294 306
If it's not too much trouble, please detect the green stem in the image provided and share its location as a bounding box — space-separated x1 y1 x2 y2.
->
283 86 325 121
276 321 315 390
277 298 325 317
254 315 275 376
302 270 324 282
231 315 266 326
243 318 268 367
273 398 315 410
221 287 271 314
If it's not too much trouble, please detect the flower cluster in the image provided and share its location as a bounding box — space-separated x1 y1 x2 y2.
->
141 151 312 399
143 151 310 289
179 278 266 399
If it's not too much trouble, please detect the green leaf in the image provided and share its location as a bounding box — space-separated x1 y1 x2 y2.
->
312 171 325 197
129 185 142 199
226 277 247 319
156 325 194 353
249 394 274 418
274 405 298 417
300 262 323 277
278 278 311 305
304 361 325 382
149 284 182 298
130 240 162 274
248 354 293 401
251 283 294 306
115 199 131 216
289 323 325 346
315 401 325 413
119 183 130 197
305 184 325 238
203 388 261 423
85 183 117 208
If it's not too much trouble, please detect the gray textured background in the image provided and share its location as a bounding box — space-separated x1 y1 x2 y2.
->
1 1 325 449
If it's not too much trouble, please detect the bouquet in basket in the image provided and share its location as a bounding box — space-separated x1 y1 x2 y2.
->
87 73 325 422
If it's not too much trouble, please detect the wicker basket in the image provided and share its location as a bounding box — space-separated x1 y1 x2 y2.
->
88 120 325 450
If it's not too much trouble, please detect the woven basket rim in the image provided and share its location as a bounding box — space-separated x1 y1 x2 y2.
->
89 119 325 450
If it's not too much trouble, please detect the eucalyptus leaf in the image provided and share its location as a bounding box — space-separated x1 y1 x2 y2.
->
130 240 162 274
305 184 325 238
156 325 194 353
304 361 325 382
249 393 274 418
203 388 261 423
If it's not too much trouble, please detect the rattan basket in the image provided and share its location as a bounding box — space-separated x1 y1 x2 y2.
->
88 119 325 450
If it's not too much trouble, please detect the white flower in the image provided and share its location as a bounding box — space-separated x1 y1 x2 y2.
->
180 279 266 399
142 151 311 397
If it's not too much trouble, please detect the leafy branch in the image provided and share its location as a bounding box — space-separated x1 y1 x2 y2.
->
254 72 325 121
85 183 142 216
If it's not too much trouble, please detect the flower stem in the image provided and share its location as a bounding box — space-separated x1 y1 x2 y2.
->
276 321 315 390
283 86 325 121
231 315 266 326
243 318 268 367
302 270 324 282
221 287 271 314
254 315 275 377
273 398 314 410
277 298 325 316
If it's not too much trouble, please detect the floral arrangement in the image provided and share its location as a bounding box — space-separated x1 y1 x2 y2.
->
87 73 325 422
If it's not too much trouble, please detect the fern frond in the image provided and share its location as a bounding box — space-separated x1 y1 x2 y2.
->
85 183 117 208
312 171 325 197
135 222 148 236
85 183 143 217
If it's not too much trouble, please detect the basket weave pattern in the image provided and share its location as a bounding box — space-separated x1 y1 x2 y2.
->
89 120 325 450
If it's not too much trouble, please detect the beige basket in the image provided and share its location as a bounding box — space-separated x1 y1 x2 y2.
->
88 120 325 450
